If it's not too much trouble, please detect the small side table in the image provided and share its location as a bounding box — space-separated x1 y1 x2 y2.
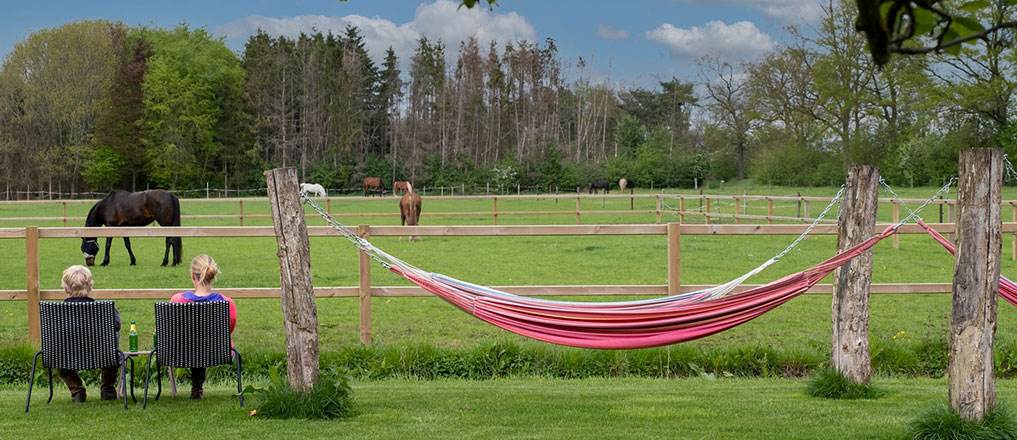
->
120 351 177 398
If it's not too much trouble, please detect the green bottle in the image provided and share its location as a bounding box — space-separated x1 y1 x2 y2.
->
129 321 138 352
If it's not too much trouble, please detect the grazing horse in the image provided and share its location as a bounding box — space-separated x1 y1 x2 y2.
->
80 190 182 267
399 190 422 242
299 183 327 197
589 180 610 194
393 181 412 196
618 178 629 192
363 177 386 197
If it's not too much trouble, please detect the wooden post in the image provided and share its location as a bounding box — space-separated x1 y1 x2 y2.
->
804 200 810 220
667 223 681 297
1012 204 1015 261
705 197 711 225
892 201 899 249
61 202 67 227
264 167 319 391
831 165 879 385
767 198 774 225
576 196 581 225
358 224 372 345
734 197 741 224
493 197 498 225
949 148 1002 421
949 201 956 240
326 198 331 215
679 197 685 224
26 226 40 345
238 200 245 226
655 195 661 224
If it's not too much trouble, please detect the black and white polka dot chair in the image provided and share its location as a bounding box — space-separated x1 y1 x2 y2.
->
142 301 243 408
25 301 132 412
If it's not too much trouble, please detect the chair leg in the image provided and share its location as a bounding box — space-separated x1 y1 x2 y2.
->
233 348 244 407
142 350 156 409
46 368 53 404
24 351 42 413
121 356 128 410
155 361 162 401
128 356 136 403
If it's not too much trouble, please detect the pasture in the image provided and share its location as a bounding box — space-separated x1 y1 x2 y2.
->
4 185 1017 438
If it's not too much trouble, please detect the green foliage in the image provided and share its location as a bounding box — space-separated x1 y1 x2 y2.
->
804 368 884 399
247 364 355 420
82 146 125 192
907 404 1017 440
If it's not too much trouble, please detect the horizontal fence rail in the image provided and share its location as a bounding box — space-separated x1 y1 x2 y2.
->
3 221 1015 345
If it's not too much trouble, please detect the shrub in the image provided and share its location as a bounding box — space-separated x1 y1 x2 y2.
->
248 365 354 420
907 404 1017 440
804 368 884 400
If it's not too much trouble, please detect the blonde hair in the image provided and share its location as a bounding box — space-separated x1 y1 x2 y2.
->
190 254 219 286
62 265 93 298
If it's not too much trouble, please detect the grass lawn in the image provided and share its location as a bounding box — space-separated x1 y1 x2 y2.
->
3 377 1016 439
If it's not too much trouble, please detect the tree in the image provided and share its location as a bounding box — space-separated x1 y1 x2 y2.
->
698 56 759 180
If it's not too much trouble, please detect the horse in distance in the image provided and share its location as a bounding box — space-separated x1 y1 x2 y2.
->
80 190 182 267
399 190 422 242
363 177 386 197
299 183 327 197
393 181 412 196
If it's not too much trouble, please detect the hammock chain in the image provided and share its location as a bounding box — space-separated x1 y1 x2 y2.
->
772 185 845 262
300 192 392 269
1005 153 1017 183
879 177 955 228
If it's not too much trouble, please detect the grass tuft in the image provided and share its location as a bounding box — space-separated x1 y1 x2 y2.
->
248 366 355 420
908 404 1017 440
804 368 884 399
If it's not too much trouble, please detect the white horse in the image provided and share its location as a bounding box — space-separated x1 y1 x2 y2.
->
300 183 327 197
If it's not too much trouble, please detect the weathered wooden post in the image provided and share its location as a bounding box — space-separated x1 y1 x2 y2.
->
831 165 879 384
667 223 681 297
358 224 372 345
949 148 1002 421
26 226 40 345
265 167 319 391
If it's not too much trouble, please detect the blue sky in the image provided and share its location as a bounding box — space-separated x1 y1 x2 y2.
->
0 0 825 87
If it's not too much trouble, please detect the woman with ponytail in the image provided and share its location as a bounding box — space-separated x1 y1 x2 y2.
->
170 254 237 399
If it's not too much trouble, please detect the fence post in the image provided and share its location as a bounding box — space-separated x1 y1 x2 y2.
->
358 224 372 345
949 148 1002 421
679 196 685 224
62 202 67 227
326 197 332 215
667 222 681 297
832 165 879 385
238 200 245 226
26 226 40 345
576 197 581 225
804 200 811 220
655 195 662 224
493 197 499 225
734 197 741 224
892 201 899 249
768 198 774 225
264 167 319 391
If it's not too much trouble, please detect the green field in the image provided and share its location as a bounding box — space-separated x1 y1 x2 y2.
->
1 186 1014 438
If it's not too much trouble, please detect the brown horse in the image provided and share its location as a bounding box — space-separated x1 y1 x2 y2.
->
399 191 422 242
393 181 412 196
363 177 386 197
80 190 182 267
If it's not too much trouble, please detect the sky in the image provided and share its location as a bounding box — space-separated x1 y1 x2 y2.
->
0 0 827 88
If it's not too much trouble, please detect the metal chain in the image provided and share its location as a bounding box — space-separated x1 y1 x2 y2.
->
300 191 392 269
772 185 845 261
1005 154 1017 183
879 177 955 228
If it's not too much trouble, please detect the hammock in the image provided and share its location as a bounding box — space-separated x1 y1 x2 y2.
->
917 219 1017 306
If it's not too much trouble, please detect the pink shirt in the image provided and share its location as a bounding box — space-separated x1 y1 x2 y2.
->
170 291 237 333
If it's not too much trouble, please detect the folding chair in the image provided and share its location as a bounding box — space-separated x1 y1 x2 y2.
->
26 301 132 412
143 301 242 408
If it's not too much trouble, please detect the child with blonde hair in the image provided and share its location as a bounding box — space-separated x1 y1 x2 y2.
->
169 254 237 399
59 265 121 402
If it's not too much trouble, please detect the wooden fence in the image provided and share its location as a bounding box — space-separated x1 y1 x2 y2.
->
3 221 1015 344
0 193 984 232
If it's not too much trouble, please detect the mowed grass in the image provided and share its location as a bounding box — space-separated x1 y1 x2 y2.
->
4 378 1017 439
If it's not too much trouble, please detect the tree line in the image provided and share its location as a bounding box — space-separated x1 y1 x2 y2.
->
1 0 1015 199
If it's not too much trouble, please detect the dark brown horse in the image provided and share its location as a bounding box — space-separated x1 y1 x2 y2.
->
399 190 422 242
363 177 386 197
80 190 182 267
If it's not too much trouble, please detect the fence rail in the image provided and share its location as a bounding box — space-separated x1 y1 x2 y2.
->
2 221 1012 344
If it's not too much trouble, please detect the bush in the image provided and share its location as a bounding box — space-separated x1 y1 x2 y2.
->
804 368 884 400
908 404 1017 440
248 365 354 420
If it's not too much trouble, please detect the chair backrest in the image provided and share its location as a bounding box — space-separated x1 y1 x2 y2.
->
154 301 232 368
40 301 120 370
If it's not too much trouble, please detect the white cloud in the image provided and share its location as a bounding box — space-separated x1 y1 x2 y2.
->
675 0 824 24
595 24 630 41
213 0 535 63
646 21 774 60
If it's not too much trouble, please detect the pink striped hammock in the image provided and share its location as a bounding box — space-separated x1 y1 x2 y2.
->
917 219 1017 305
386 227 899 349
